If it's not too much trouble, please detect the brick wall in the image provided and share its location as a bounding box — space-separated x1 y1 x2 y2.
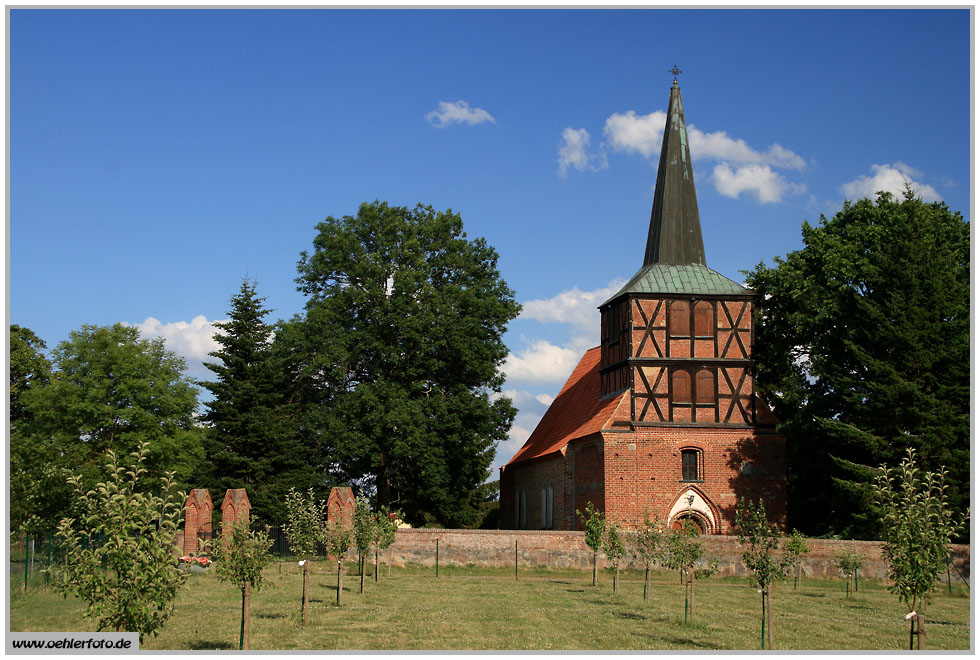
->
601 426 786 534
385 529 970 580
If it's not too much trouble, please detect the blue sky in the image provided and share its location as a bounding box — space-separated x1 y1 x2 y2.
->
8 7 972 475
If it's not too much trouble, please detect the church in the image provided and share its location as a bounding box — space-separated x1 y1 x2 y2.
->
499 76 787 534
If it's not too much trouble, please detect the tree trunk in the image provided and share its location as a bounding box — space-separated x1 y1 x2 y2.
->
592 551 598 586
360 551 366 594
336 560 344 606
613 563 619 593
689 571 695 620
916 597 927 650
643 564 650 602
760 587 766 650
241 583 251 650
765 583 775 650
375 549 379 582
302 560 311 625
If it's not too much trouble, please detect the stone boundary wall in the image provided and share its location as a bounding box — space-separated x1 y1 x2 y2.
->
386 529 971 580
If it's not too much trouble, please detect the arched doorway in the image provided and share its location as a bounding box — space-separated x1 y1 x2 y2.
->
670 512 707 534
667 488 718 535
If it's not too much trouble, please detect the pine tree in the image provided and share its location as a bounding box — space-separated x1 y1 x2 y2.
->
200 280 320 525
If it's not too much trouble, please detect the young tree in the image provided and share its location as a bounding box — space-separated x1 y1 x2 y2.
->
54 443 186 641
783 530 810 591
327 519 353 606
602 521 626 594
371 506 398 582
834 548 862 598
662 520 713 623
735 498 791 650
16 324 203 533
576 502 606 587
199 280 321 525
352 495 374 594
292 201 521 527
873 448 967 650
746 190 969 539
283 487 327 625
632 514 667 603
209 517 273 650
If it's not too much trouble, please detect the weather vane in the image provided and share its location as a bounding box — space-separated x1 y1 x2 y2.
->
669 65 683 84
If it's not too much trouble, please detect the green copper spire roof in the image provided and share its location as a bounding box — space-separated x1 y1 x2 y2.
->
602 75 750 308
643 80 706 267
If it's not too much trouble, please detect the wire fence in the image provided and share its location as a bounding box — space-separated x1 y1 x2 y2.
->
11 531 969 595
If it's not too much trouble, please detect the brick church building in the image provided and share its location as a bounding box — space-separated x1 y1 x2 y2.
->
499 78 787 534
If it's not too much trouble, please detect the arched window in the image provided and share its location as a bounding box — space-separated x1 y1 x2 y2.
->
672 369 692 404
681 448 702 482
695 368 716 404
694 301 714 337
669 300 690 336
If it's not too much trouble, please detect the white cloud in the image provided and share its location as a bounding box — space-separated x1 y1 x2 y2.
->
691 130 806 171
128 315 225 376
425 100 496 128
840 163 942 202
712 163 805 204
503 339 582 385
603 111 806 172
518 280 625 335
603 110 667 158
557 127 607 177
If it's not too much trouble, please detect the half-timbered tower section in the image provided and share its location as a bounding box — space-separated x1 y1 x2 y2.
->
500 77 787 534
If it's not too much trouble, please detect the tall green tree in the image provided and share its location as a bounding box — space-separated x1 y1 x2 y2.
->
9 324 51 426
292 201 520 527
14 324 202 532
745 190 969 539
199 280 321 525
10 325 53 532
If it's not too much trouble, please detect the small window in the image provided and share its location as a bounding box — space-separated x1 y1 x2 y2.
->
694 302 714 336
669 300 690 336
681 449 701 482
672 369 692 404
695 369 716 404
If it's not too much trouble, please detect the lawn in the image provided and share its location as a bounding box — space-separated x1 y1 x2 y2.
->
9 562 971 651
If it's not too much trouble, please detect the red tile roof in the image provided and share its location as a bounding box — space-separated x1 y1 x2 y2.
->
505 347 629 466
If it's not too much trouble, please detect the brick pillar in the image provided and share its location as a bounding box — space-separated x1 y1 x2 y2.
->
326 487 355 529
183 489 214 557
221 488 251 540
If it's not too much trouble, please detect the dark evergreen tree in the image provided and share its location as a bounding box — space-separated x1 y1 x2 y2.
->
746 189 969 539
293 201 520 527
199 280 321 525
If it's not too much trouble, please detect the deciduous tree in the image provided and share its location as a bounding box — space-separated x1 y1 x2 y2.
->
54 443 186 641
873 448 967 650
209 517 273 650
576 502 606 587
291 201 520 527
746 190 969 539
283 487 327 625
16 324 202 533
735 498 791 650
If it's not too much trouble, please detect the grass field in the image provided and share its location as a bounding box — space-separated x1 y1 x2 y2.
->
9 561 971 651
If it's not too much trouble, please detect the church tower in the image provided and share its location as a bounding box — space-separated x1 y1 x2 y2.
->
500 74 786 534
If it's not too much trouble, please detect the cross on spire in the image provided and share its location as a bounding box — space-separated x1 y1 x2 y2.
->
669 65 683 85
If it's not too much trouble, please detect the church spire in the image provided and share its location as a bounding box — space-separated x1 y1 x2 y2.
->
642 73 706 267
